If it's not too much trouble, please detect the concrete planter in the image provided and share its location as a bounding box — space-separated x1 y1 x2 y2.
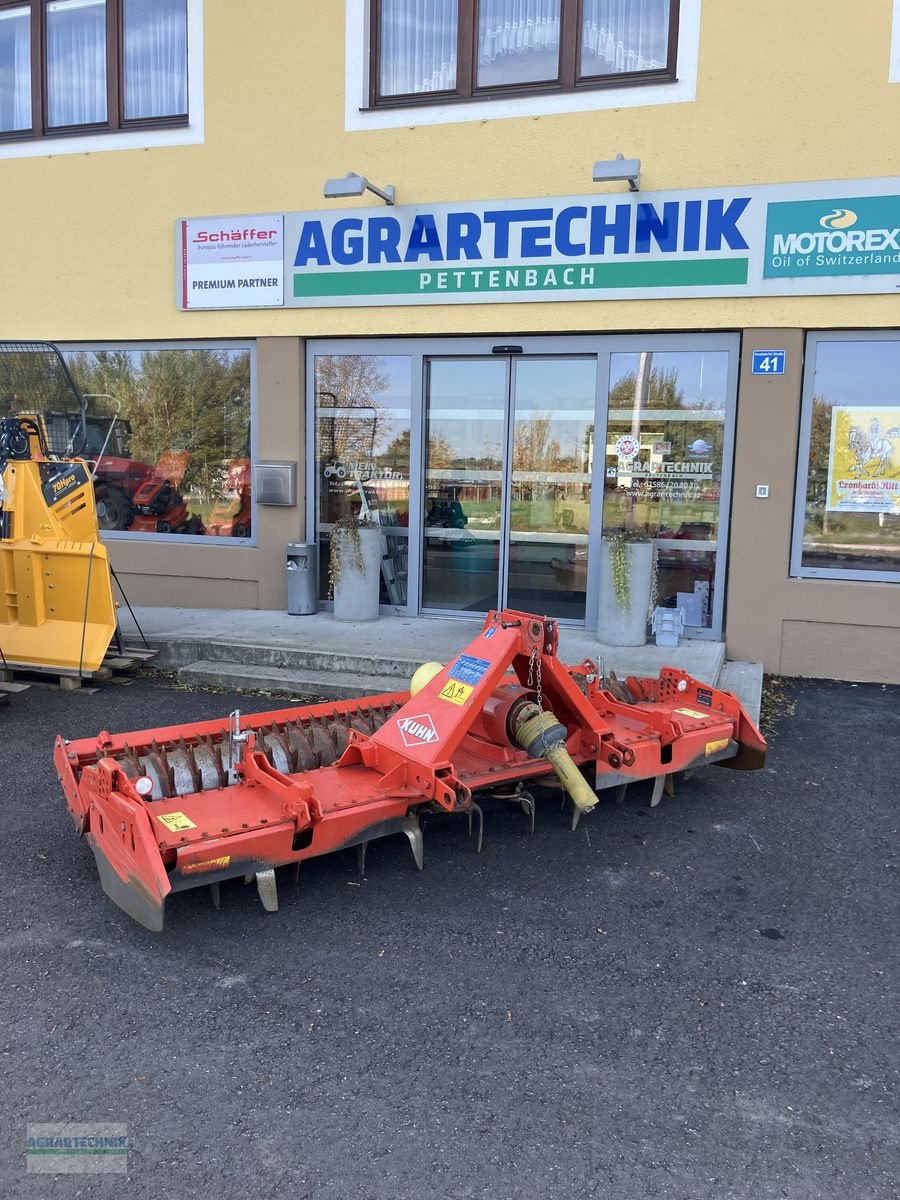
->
597 539 654 647
332 525 381 622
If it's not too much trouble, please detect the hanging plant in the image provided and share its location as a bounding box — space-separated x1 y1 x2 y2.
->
328 513 378 599
605 529 654 613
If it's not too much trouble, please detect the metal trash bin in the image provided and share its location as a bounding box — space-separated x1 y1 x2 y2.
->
286 542 318 615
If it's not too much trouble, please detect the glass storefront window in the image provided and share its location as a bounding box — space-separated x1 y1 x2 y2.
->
602 350 730 630
52 344 251 539
794 335 900 579
314 354 411 605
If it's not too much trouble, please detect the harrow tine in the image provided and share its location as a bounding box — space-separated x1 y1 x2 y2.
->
650 775 666 808
290 862 300 885
613 783 628 805
570 802 582 832
402 815 424 871
469 802 484 854
357 840 369 877
255 869 279 912
664 774 675 798
209 881 221 910
520 790 536 834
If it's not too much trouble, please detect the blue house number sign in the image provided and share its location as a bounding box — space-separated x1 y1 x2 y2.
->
751 350 786 375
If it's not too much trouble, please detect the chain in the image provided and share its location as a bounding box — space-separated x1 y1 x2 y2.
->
527 647 548 753
527 647 544 712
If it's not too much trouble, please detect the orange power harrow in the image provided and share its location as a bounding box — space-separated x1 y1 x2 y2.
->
55 610 767 931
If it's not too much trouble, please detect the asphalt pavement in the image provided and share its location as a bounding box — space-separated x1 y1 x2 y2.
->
1 674 897 1199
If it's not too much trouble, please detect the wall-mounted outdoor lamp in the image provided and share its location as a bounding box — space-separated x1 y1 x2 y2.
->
323 171 396 205
592 153 641 192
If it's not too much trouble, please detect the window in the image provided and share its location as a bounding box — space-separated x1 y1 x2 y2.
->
0 0 187 140
370 0 678 106
792 333 900 581
603 348 732 632
314 354 412 606
60 343 253 542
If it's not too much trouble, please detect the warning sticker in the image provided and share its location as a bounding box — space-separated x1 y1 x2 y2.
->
705 737 731 756
157 811 197 832
675 707 710 721
182 855 231 874
448 654 491 687
439 680 474 706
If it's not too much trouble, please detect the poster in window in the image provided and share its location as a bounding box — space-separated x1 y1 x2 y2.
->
826 406 900 513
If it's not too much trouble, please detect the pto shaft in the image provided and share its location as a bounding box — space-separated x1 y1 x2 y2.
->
512 703 598 814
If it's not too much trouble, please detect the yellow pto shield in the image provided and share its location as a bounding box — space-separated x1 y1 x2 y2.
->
0 456 116 673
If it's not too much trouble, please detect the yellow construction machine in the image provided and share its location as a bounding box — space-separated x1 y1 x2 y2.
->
0 341 118 675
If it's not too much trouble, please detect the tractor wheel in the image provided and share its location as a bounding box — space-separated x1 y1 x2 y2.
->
95 486 133 531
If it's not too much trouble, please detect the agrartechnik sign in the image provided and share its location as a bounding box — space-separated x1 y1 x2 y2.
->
177 177 900 309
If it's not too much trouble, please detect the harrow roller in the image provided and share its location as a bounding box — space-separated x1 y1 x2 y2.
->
55 610 767 931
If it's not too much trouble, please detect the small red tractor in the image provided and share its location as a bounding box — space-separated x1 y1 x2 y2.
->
56 610 766 931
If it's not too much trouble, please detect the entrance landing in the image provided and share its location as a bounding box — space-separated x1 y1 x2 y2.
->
118 607 760 720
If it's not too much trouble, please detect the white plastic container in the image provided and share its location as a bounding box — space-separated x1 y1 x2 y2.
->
652 606 685 648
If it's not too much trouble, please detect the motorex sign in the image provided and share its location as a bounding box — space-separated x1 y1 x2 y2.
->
764 194 900 279
178 177 900 309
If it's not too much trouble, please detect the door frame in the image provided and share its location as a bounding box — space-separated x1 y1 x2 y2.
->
306 332 740 638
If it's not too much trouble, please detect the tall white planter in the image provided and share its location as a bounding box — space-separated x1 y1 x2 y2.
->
332 526 381 622
597 539 654 647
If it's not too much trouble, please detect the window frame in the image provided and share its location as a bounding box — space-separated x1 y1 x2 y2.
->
368 0 679 109
0 0 189 143
60 339 257 548
791 330 900 584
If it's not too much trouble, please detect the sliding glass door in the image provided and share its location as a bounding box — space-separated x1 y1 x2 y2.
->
422 354 597 621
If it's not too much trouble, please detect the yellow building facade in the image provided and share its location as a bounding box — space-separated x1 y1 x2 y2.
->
1 0 899 679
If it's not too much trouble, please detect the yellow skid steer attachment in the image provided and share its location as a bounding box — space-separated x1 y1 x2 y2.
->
0 342 117 674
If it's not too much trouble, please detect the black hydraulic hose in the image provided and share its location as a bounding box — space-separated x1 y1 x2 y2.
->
109 563 149 649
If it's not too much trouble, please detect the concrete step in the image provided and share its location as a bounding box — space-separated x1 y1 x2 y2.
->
177 659 409 701
156 636 427 679
717 660 764 726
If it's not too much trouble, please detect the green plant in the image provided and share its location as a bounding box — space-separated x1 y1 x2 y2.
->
328 513 378 598
605 529 653 613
